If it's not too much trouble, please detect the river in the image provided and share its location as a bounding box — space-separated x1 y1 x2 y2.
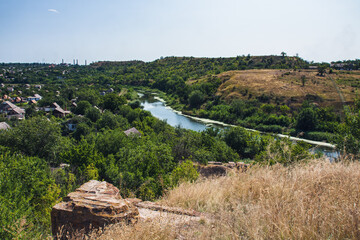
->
140 93 339 160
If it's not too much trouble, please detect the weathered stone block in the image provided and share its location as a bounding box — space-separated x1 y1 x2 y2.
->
51 180 139 239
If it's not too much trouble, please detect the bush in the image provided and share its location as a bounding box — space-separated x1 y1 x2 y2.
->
189 90 205 108
304 131 336 142
256 124 283 133
170 160 199 187
0 152 60 239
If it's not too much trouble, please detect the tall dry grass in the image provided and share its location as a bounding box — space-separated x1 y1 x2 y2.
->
95 159 360 239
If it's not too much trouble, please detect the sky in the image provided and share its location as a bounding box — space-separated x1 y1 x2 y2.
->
0 0 359 64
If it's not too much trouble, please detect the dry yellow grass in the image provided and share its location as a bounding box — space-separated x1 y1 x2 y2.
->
188 69 360 108
95 159 360 239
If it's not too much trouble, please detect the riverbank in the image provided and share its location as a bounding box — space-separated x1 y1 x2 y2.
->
141 92 336 149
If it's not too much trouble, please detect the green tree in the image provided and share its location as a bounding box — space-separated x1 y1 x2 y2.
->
224 127 267 158
296 107 318 131
60 139 105 183
0 117 67 163
318 64 328 76
0 151 60 238
100 93 127 112
85 107 101 122
301 75 306 86
170 160 199 187
335 105 360 156
74 100 91 115
72 122 91 141
189 90 205 108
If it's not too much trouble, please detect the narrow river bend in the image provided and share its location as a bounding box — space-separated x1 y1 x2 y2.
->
140 93 339 160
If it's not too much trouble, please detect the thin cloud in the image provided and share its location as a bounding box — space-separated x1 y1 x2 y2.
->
48 9 59 14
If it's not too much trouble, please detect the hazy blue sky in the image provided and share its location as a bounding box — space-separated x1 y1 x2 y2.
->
0 0 359 63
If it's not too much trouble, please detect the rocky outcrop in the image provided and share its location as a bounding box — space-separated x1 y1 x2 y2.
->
198 164 228 177
198 162 249 177
51 180 139 239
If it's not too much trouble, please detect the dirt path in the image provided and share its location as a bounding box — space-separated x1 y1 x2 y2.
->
327 74 346 105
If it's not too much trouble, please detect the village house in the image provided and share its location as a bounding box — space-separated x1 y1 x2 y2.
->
40 102 70 118
14 97 22 103
0 122 11 130
124 127 141 137
67 122 77 131
2 95 10 100
7 87 14 92
106 88 114 93
0 83 4 88
0 101 25 120
28 99 37 105
27 94 42 101
34 85 42 90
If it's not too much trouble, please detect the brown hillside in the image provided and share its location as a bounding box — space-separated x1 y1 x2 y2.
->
190 69 360 108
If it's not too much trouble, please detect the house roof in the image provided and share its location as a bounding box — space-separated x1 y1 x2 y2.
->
52 102 61 109
0 101 25 114
0 122 11 130
1 101 17 109
124 127 141 137
52 102 71 116
12 106 25 115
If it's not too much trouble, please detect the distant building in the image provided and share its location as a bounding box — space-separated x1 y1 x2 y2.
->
7 87 14 92
2 95 10 100
124 127 141 137
106 88 114 93
34 85 42 90
14 97 22 103
0 83 4 88
27 94 42 101
0 101 25 120
52 102 71 118
0 122 11 130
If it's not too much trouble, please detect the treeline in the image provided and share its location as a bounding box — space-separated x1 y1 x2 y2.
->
0 55 349 141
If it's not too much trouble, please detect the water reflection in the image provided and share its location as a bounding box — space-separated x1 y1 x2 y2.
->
141 96 209 132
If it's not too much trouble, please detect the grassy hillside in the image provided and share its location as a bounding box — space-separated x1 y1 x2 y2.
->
94 159 360 240
188 69 359 109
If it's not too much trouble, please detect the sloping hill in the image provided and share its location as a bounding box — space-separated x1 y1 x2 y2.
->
189 69 359 108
